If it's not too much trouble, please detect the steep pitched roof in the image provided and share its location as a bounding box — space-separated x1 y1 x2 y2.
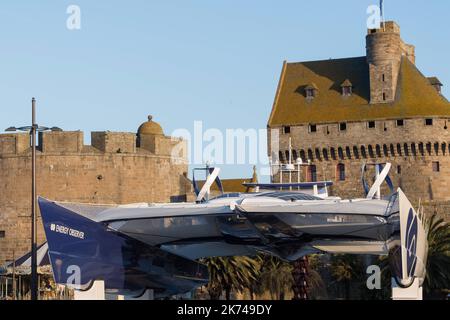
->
268 57 450 126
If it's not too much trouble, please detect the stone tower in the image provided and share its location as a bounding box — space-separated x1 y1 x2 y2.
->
0 116 191 264
366 21 416 104
267 20 450 219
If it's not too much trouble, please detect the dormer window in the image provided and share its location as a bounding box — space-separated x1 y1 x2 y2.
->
340 79 353 96
428 77 443 94
305 83 318 99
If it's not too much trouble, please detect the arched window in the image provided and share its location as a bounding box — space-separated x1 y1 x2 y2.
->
404 143 409 156
330 147 336 160
346 146 351 159
419 143 424 155
361 146 367 158
426 143 432 155
397 143 402 156
279 151 284 163
390 144 395 157
338 147 344 160
376 145 381 157
307 149 314 161
323 148 329 160
307 165 317 182
411 143 417 156
315 148 321 160
300 150 306 162
353 146 359 159
292 150 298 161
383 144 388 157
434 142 439 155
368 145 374 158
336 163 346 181
285 150 290 162
442 143 446 155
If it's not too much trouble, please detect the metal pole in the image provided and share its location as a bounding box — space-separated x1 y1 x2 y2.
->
30 97 38 301
12 250 16 300
375 164 381 200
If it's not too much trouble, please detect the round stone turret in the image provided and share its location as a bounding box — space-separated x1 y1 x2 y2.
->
137 115 164 136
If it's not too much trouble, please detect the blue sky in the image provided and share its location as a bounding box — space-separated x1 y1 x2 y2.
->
0 0 448 179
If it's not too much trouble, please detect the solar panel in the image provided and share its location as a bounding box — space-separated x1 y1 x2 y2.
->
255 192 323 201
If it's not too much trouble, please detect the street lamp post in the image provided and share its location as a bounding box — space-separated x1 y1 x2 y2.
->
5 98 62 300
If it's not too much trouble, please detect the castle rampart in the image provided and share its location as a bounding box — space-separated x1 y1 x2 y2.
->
0 117 190 264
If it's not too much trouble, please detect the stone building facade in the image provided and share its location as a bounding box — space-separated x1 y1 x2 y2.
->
0 116 190 264
268 21 450 216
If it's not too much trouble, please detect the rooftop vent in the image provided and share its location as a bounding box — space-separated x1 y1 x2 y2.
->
428 77 443 94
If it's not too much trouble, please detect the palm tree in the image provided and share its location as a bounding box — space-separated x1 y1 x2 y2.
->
423 214 450 298
202 256 260 300
258 255 293 300
330 254 364 299
305 254 328 299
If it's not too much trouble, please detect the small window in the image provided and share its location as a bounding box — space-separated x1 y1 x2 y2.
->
382 74 385 82
382 92 386 101
425 118 433 126
396 119 404 127
306 89 315 98
342 86 352 96
340 79 353 97
305 83 318 99
308 165 317 182
397 165 401 174
309 124 317 133
0 230 5 238
283 126 291 134
337 163 346 181
368 121 376 129
432 162 440 172
339 122 347 131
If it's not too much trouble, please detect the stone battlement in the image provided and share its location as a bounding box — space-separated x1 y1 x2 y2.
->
0 130 185 158
0 117 190 265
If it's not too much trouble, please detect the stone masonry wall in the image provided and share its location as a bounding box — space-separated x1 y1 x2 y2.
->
0 132 189 265
269 117 450 218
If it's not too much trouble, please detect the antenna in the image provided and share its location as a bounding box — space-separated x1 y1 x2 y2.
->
288 137 292 165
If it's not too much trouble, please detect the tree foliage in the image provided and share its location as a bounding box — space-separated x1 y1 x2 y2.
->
423 214 450 297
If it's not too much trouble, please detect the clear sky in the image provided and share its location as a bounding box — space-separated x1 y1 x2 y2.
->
0 0 448 179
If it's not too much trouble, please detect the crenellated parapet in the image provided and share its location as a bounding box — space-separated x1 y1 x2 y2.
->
0 116 190 265
0 126 185 159
91 131 136 154
0 133 30 155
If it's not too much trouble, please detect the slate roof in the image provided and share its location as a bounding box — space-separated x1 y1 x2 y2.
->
268 56 450 127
